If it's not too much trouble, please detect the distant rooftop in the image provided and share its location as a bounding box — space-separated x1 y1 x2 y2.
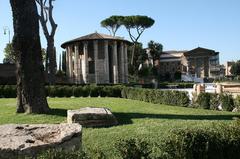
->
163 50 188 54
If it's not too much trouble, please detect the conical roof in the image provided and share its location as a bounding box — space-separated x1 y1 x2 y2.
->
61 32 131 48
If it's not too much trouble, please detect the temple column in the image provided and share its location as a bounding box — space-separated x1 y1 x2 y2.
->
186 58 190 76
66 48 69 77
94 40 98 84
104 40 109 83
78 48 82 83
120 42 125 83
124 43 128 83
113 41 118 84
83 42 88 83
74 44 79 83
68 46 73 81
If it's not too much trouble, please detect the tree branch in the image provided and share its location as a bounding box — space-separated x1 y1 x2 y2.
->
37 0 49 38
48 0 58 37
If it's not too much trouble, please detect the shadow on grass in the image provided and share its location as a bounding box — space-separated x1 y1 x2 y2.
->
45 108 240 126
48 108 67 117
114 112 240 125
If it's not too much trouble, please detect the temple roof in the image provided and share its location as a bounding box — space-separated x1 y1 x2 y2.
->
162 47 219 56
183 47 219 56
61 32 131 48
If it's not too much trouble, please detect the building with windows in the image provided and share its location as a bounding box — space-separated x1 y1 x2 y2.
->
147 47 220 82
61 32 131 84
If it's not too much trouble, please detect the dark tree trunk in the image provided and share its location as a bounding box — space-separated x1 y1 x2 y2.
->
10 0 50 114
47 38 56 85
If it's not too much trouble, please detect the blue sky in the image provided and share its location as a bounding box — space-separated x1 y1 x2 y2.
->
0 0 240 64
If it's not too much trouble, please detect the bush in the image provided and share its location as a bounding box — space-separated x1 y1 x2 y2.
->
209 94 219 110
113 121 240 159
160 121 240 159
0 85 17 98
89 85 100 97
121 87 190 107
73 86 83 97
193 93 235 111
37 149 89 159
115 138 152 159
219 93 234 111
195 93 211 109
234 95 240 108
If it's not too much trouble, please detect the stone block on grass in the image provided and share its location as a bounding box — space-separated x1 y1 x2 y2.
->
0 123 82 159
67 107 118 127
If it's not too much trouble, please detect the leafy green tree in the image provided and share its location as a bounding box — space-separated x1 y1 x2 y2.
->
122 15 155 65
3 43 15 64
230 60 240 76
3 42 46 64
147 40 163 63
101 15 124 36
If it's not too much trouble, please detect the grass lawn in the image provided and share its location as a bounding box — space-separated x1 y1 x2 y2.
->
0 97 240 158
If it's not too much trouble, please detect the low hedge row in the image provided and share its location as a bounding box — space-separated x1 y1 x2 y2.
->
46 85 123 98
121 87 190 107
0 85 17 98
115 121 240 159
160 121 240 159
0 85 123 98
193 92 235 111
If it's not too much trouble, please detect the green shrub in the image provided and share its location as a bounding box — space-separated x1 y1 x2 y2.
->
73 86 83 97
89 85 100 97
37 149 90 159
160 122 240 159
121 87 190 107
193 93 236 111
115 138 152 159
219 94 234 111
209 93 220 110
82 86 90 97
47 86 57 97
63 86 73 97
1 85 17 98
234 95 240 108
195 93 211 109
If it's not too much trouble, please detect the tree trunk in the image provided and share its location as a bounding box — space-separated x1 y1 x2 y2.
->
130 43 137 66
47 38 56 85
10 0 50 114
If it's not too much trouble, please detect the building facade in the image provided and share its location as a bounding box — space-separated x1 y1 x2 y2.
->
61 32 130 84
147 47 220 82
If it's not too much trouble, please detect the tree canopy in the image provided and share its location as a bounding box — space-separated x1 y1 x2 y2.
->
101 15 124 36
3 43 15 64
230 60 240 76
148 40 163 62
122 15 155 43
122 15 155 65
3 42 46 64
100 15 155 74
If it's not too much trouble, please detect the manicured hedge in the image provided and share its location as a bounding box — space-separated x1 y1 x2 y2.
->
0 85 17 98
121 87 190 107
160 121 240 159
0 85 123 98
193 92 235 111
115 121 240 159
45 85 123 98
